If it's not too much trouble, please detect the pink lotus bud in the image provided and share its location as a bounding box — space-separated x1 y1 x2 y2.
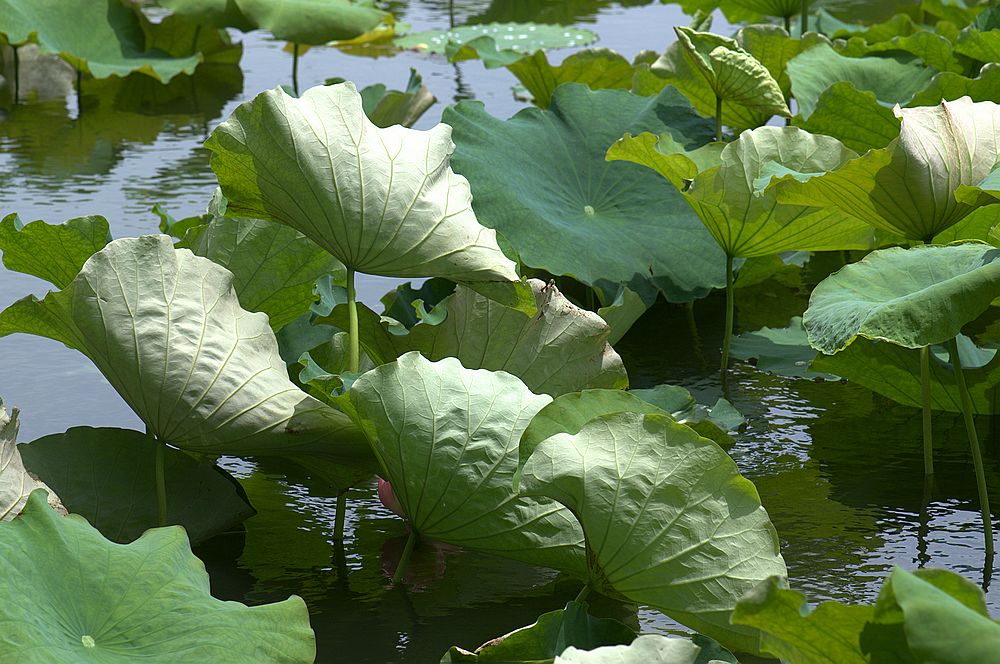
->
377 477 406 519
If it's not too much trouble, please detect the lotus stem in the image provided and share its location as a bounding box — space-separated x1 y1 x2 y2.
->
574 584 591 603
392 529 419 584
334 492 347 541
75 68 82 118
155 442 167 527
11 44 19 103
714 94 723 142
721 254 734 372
448 0 455 28
784 14 791 34
347 267 360 374
949 337 995 559
920 345 934 478
291 42 300 96
800 0 809 36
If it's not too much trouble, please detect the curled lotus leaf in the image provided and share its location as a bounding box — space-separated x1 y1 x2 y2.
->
0 402 64 522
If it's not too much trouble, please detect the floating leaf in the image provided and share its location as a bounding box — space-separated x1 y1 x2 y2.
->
731 318 838 380
395 22 597 57
630 384 743 447
0 214 110 289
0 402 63 521
0 490 315 662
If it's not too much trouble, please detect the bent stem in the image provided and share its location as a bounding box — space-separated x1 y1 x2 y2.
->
714 94 723 142
392 529 419 585
950 337 995 559
155 442 167 527
334 493 347 541
920 345 934 478
720 254 734 372
347 267 360 374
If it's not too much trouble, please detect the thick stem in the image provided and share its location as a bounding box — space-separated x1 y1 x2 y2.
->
950 337 995 559
347 267 360 374
800 0 809 36
12 44 19 103
714 94 723 142
920 345 934 478
784 14 791 34
574 584 591 603
155 442 167 527
76 68 82 117
392 530 419 584
334 492 347 541
291 43 300 96
720 254 734 372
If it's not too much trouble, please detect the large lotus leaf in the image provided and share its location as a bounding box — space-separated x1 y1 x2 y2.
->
910 63 1000 107
0 214 110 289
787 44 935 120
725 0 801 18
955 8 1000 64
673 26 789 119
0 490 315 662
395 22 597 56
0 0 199 81
177 193 345 331
321 279 627 397
605 132 726 191
207 82 530 312
0 402 63 521
236 0 387 44
440 601 635 662
517 411 787 654
0 235 371 465
838 30 963 73
506 49 636 108
159 0 256 32
803 243 1000 354
770 98 1000 240
793 82 899 153
340 352 586 574
732 577 872 663
138 11 242 64
445 83 725 302
19 427 255 544
556 634 732 664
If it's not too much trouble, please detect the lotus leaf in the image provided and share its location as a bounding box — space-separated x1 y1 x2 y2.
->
630 384 743 447
354 68 436 128
730 318 838 380
159 0 256 32
955 7 1000 64
395 22 597 57
555 634 733 664
341 352 585 573
139 12 243 63
445 83 725 302
517 411 787 653
505 49 636 108
787 44 935 119
440 601 634 662
0 214 110 288
803 243 1000 354
771 98 1000 240
910 63 1000 107
596 285 651 346
605 132 725 191
0 490 315 662
726 0 801 19
236 0 388 44
0 236 371 465
0 0 200 81
320 279 627 397
19 426 255 544
838 30 963 73
792 82 899 153
207 82 530 312
0 402 63 521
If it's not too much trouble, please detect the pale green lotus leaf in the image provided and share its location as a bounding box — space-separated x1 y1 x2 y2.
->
787 44 935 119
138 11 243 63
725 0 801 18
771 98 1000 240
321 279 627 397
838 30 963 73
674 26 789 118
517 411 787 653
207 82 531 312
355 68 436 128
160 0 256 32
910 63 1000 107
630 384 743 447
0 236 371 464
0 214 110 288
446 84 725 303
955 7 1000 64
440 601 634 662
606 132 725 190
506 48 635 108
596 285 651 346
730 317 838 380
395 22 597 57
792 82 899 153
341 352 586 574
0 0 200 81
236 0 387 44
0 490 315 662
19 426 254 544
0 402 64 522
804 243 1000 354
556 634 724 664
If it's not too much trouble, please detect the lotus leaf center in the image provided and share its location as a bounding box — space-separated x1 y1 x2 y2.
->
583 204 596 216
81 635 96 648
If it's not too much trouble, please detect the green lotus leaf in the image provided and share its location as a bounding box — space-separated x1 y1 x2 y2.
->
787 44 935 120
732 576 872 663
771 98 1000 240
673 26 789 118
340 352 586 574
725 0 801 18
606 132 725 190
0 402 64 521
0 236 371 465
910 63 1000 107
792 82 899 153
730 317 838 380
0 0 200 81
955 7 1000 64
838 30 963 73
139 11 243 63
630 384 743 447
596 285 651 346
19 427 255 544
377 277 456 328
517 411 787 653
445 83 725 302
506 48 636 108
441 601 635 662
0 214 110 288
356 68 436 128
804 243 1000 354
556 633 736 664
320 279 627 397
0 490 315 662
207 82 530 312
160 0 256 32
236 0 387 44
176 192 345 332
395 22 597 57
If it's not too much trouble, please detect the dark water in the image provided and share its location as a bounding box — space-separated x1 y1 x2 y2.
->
2 2 998 662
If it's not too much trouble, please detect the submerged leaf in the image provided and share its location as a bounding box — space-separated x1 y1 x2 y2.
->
0 402 63 521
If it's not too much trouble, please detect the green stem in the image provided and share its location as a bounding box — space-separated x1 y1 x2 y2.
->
784 14 791 34
574 584 591 603
347 267 359 374
800 0 809 36
155 442 167 527
714 94 723 142
76 68 82 117
950 337 995 559
12 44 18 103
291 42 300 96
334 492 347 541
920 346 934 478
721 254 734 372
392 530 419 584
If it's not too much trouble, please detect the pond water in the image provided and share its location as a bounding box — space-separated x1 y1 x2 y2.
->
1 2 998 662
